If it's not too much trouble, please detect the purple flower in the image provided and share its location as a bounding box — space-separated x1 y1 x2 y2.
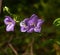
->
20 14 44 32
4 16 15 32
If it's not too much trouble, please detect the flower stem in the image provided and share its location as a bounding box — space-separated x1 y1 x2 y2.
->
30 38 34 55
53 43 60 55
22 37 34 55
8 43 18 55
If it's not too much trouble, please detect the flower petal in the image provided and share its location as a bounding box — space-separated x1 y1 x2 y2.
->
20 18 29 27
4 17 9 25
28 14 38 26
37 19 44 27
30 14 38 20
34 27 41 32
4 16 15 25
27 28 34 32
6 24 15 32
20 27 28 32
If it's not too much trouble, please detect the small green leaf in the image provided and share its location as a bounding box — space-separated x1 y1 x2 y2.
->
3 6 12 15
53 18 60 26
3 6 9 12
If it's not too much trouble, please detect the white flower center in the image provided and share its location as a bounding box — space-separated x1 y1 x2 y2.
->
20 22 27 27
29 22 36 26
7 22 12 25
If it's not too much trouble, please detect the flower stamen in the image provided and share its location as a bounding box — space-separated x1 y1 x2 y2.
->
7 22 12 24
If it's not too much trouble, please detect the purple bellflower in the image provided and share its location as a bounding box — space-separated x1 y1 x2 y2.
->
20 14 44 32
4 16 15 32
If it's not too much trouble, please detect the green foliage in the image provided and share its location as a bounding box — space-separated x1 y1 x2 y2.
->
53 18 60 26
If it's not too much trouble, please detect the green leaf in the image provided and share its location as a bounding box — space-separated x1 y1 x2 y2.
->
3 6 9 12
3 6 12 15
53 18 60 26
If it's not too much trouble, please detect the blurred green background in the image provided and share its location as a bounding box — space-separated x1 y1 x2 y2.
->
0 0 60 55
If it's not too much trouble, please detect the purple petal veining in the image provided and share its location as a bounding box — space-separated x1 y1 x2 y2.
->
20 14 44 32
4 16 15 32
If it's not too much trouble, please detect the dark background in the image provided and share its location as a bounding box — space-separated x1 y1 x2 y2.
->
0 0 60 55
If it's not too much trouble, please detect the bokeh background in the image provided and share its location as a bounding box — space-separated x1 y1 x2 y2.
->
0 0 60 55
